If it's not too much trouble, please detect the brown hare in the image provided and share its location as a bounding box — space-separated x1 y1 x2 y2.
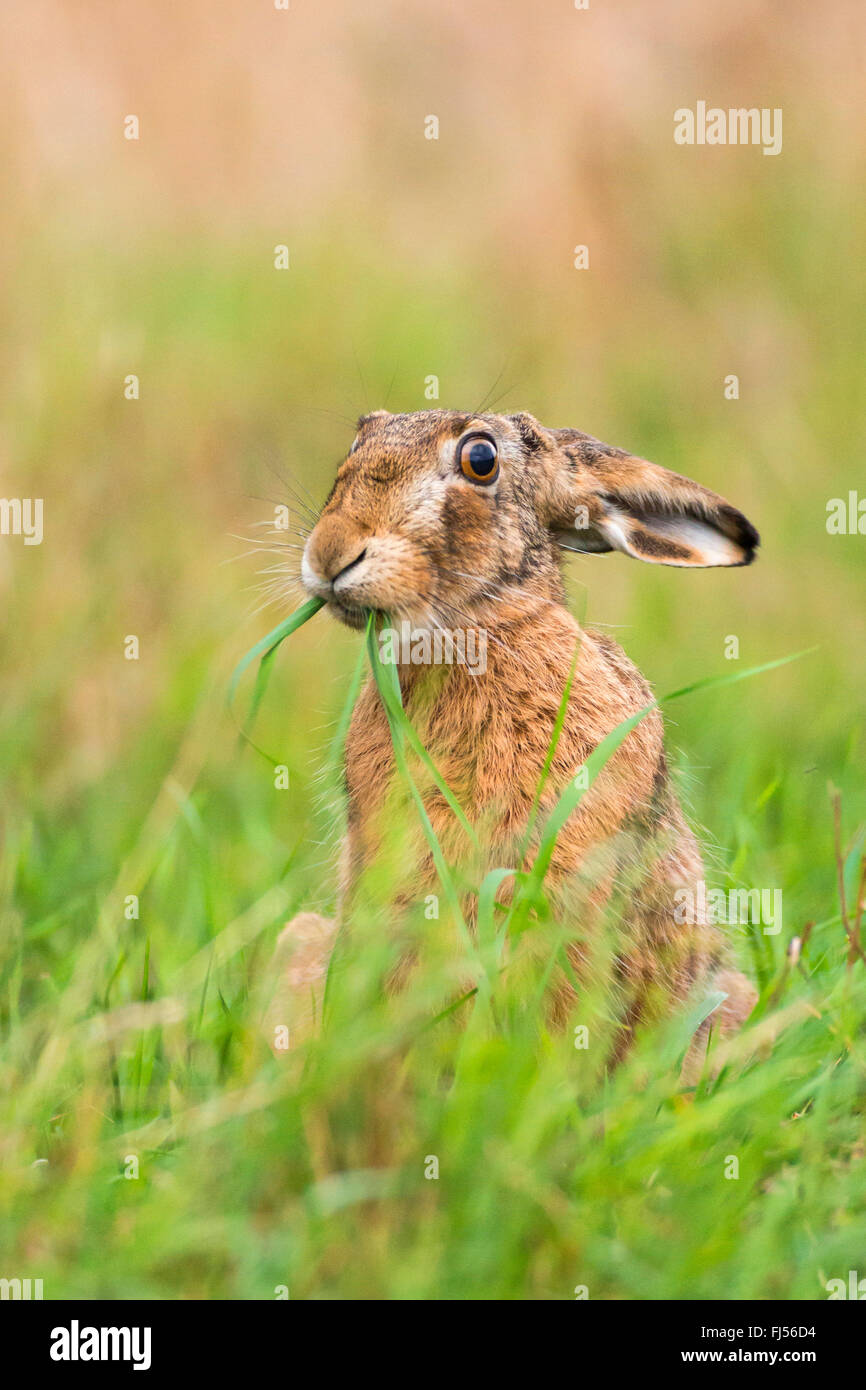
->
270 409 759 1062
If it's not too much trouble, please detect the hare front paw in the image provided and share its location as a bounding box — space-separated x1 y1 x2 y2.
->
264 911 337 1054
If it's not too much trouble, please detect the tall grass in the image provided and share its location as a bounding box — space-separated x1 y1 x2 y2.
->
1 554 863 1297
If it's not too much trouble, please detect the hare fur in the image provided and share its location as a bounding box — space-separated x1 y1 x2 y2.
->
273 410 759 1061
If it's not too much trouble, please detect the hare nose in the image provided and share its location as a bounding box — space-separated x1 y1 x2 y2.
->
305 517 370 587
330 546 367 585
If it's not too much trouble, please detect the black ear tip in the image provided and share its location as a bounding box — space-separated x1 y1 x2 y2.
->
720 505 760 562
741 520 760 561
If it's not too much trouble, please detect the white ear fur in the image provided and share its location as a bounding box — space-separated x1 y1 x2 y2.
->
545 426 759 568
588 502 756 568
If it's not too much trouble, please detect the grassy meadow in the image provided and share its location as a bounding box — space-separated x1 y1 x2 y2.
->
0 1 865 1300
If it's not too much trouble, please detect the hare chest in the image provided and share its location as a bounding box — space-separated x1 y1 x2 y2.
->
343 608 670 897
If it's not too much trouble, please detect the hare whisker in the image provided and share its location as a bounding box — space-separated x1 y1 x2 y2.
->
260 459 323 520
249 487 319 530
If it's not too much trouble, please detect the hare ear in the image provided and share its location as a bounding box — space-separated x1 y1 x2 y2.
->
546 429 759 568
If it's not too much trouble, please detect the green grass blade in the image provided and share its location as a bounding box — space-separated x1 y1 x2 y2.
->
227 596 325 753
324 637 367 784
511 646 817 930
365 617 471 938
227 596 325 714
520 634 582 858
366 618 479 849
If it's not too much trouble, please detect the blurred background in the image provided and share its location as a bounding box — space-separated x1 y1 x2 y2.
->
2 0 863 917
0 0 864 1298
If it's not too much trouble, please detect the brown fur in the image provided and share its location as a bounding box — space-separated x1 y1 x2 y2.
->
273 410 760 1063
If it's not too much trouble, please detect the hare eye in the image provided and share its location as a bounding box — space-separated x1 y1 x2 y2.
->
459 434 499 484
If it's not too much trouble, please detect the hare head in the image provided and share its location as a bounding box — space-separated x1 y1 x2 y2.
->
301 410 759 629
